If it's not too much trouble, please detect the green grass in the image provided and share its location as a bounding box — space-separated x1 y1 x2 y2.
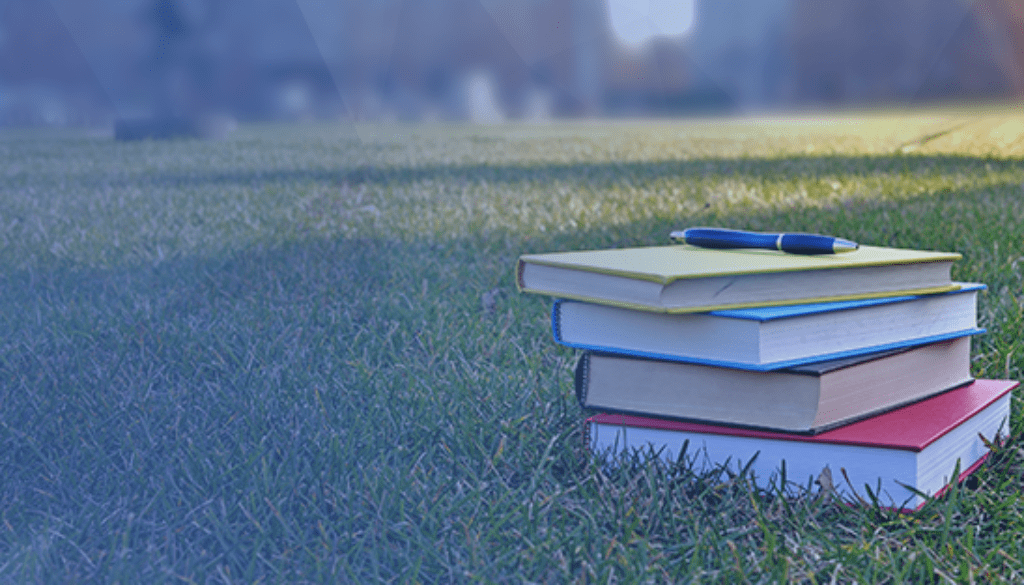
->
2 109 1024 582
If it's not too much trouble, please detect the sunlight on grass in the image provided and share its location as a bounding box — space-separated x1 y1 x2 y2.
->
4 110 1024 271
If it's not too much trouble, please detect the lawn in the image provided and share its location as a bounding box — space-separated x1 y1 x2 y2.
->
2 109 1024 582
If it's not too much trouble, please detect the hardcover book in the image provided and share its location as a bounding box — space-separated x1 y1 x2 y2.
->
576 335 975 433
586 379 1018 510
518 244 960 313
554 283 984 370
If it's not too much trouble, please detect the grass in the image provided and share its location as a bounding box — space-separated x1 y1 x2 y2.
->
1 108 1024 582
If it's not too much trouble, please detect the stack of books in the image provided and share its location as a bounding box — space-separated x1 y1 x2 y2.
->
517 240 1018 509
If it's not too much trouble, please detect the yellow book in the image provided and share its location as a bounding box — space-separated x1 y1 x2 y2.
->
516 244 961 313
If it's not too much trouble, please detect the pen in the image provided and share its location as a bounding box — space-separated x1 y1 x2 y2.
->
670 227 859 254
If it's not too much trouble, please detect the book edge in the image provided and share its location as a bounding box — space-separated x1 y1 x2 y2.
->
523 284 963 313
556 328 984 371
518 246 961 285
711 282 984 322
577 375 976 435
583 416 999 513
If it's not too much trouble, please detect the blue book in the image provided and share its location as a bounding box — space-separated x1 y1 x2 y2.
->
553 283 985 371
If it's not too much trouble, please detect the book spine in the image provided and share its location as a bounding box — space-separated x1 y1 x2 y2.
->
551 300 564 343
515 258 527 291
574 353 591 408
581 417 593 459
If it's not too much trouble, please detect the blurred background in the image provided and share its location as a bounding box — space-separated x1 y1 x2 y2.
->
1 0 1022 134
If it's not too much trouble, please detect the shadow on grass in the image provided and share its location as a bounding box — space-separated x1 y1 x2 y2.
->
0 232 583 580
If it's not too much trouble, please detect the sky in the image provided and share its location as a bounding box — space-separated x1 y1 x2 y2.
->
605 0 696 47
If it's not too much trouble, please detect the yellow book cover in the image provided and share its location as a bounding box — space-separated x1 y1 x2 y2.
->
517 244 961 312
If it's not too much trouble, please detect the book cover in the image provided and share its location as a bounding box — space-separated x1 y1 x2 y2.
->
587 379 1018 509
553 283 985 370
518 244 961 312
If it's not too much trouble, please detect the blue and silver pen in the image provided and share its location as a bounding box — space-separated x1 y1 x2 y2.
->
670 227 859 254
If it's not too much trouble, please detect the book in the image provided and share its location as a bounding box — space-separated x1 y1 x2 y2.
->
586 379 1018 510
553 283 984 370
517 244 961 313
576 335 975 433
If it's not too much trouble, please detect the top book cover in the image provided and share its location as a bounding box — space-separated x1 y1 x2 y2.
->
517 244 961 313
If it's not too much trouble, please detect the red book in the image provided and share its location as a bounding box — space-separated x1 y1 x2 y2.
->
587 379 1018 510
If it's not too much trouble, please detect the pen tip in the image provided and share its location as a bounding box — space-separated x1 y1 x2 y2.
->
833 239 859 253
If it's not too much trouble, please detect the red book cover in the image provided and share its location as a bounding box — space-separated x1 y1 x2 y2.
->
588 379 1018 451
